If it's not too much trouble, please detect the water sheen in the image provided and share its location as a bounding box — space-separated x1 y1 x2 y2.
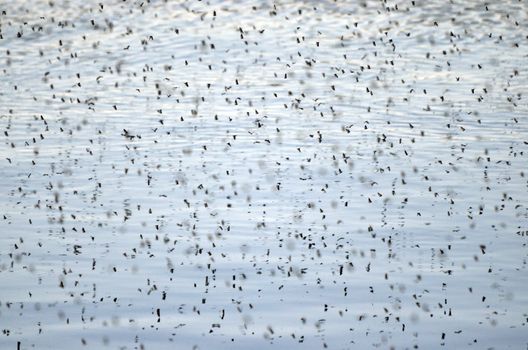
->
1 0 527 349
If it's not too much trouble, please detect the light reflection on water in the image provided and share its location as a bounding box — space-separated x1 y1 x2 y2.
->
1 0 527 349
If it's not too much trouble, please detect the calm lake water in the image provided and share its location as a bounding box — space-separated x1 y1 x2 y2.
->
1 0 527 349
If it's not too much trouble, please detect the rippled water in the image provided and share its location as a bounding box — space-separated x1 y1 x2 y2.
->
1 0 527 349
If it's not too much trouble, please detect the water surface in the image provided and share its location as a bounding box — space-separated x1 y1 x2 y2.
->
1 0 527 349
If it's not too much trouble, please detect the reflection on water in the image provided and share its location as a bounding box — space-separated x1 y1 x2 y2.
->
1 0 527 349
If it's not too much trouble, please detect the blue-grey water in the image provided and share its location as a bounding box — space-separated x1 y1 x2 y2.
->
1 0 527 349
